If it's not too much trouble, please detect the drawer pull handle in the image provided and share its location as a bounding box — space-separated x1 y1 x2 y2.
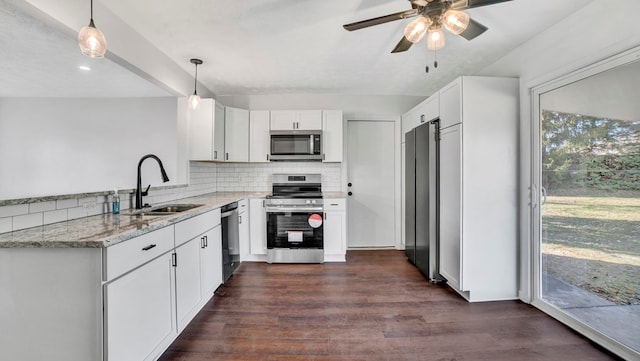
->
142 244 157 251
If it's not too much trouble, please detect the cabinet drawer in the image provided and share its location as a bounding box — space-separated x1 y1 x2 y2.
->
104 226 174 281
238 199 248 214
324 199 346 211
174 209 221 247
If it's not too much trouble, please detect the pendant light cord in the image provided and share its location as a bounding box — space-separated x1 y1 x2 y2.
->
193 63 198 95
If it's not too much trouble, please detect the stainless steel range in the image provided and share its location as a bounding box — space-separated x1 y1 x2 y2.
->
265 174 324 263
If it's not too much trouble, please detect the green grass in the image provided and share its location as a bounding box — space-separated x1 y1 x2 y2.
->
541 193 640 305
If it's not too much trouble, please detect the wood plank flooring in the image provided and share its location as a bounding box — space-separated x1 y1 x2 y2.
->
159 250 621 361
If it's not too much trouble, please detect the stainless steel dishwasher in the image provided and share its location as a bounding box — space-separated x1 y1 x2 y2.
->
221 201 240 281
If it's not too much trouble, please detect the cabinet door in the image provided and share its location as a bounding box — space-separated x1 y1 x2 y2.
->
175 237 202 332
322 110 343 162
224 107 249 162
249 198 267 255
105 253 175 361
200 225 222 299
270 110 297 130
213 102 225 160
323 211 346 261
419 93 439 124
188 98 214 160
250 110 271 162
296 110 322 130
439 125 462 290
439 78 462 129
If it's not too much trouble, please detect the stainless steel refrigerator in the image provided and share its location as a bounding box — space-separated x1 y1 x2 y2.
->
405 121 440 280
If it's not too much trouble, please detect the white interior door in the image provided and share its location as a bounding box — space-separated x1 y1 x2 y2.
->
347 120 395 248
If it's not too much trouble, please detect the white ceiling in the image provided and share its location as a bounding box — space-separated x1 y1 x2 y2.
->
2 0 596 98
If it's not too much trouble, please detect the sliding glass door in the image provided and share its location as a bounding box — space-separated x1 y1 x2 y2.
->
533 53 640 359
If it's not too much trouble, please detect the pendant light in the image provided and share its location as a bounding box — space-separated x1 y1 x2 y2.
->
78 0 107 58
189 58 203 110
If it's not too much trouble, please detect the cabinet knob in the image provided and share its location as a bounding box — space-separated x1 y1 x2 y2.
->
347 182 352 187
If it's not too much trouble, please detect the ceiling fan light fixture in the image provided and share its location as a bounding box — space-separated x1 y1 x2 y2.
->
427 26 446 50
442 9 470 35
78 0 107 58
189 58 203 110
403 16 432 43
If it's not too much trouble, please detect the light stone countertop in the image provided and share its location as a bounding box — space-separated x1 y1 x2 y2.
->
0 192 268 248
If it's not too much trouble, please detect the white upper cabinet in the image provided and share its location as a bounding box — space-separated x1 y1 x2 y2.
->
188 98 214 160
224 106 249 162
249 110 271 163
213 102 225 161
322 110 343 162
270 110 322 130
187 99 225 161
401 93 439 142
439 78 462 129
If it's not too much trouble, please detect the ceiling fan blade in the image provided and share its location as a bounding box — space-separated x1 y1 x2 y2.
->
466 0 513 9
391 36 414 53
458 17 488 41
343 9 418 31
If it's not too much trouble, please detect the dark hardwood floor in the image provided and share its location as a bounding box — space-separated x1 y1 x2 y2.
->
159 250 621 361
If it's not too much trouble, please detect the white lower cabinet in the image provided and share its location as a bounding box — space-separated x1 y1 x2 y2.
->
323 198 347 262
200 225 223 299
249 198 267 256
175 236 203 332
105 251 176 361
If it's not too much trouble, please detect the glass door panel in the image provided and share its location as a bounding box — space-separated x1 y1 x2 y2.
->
537 59 640 355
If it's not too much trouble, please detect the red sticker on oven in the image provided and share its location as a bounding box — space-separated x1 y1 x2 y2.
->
308 213 323 228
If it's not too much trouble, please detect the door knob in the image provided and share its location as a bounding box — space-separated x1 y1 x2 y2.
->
348 182 352 187
348 191 353 196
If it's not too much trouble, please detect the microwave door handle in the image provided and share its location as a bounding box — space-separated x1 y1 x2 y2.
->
309 135 314 155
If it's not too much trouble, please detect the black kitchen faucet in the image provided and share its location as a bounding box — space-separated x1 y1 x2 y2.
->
135 154 169 209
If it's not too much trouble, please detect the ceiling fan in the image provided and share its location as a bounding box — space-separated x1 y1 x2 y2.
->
343 0 513 53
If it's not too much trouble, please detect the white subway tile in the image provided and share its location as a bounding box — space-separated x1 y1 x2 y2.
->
57 198 78 209
13 213 43 230
29 201 56 213
44 209 67 225
67 206 87 220
0 217 11 233
0 204 29 218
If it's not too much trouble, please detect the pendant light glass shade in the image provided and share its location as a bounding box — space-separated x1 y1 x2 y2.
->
188 93 201 110
78 0 107 58
442 9 470 35
403 16 432 43
427 26 446 50
189 58 203 110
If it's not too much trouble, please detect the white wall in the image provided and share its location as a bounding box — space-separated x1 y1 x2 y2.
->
0 97 180 200
477 0 640 302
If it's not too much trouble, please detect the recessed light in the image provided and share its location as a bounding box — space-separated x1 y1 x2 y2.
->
78 65 91 71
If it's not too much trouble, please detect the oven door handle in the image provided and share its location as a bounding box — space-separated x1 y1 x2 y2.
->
265 207 324 213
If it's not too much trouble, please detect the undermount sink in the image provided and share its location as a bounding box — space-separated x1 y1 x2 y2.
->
126 203 203 216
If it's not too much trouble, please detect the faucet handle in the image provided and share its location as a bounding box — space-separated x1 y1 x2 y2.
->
142 184 151 196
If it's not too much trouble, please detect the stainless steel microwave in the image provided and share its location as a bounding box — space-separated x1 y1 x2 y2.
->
270 130 322 161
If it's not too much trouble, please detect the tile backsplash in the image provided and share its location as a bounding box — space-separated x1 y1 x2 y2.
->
0 160 342 233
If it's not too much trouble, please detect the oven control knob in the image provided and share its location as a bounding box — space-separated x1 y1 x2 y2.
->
305 200 311 204
311 200 316 204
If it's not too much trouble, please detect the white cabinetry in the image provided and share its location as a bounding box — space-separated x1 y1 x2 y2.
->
238 199 250 260
104 225 176 361
213 102 225 161
401 93 439 142
249 198 267 256
224 106 249 162
438 76 519 302
174 209 222 331
322 110 343 162
323 198 347 262
106 252 175 361
250 110 271 162
188 99 225 161
270 110 322 130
